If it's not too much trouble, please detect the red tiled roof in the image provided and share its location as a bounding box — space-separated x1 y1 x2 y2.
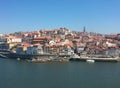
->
33 43 43 46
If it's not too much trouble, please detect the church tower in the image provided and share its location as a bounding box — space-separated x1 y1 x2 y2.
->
83 26 86 32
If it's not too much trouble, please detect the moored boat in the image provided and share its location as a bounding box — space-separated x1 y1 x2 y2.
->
86 59 95 63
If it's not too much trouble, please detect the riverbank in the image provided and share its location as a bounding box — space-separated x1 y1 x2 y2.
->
0 50 120 63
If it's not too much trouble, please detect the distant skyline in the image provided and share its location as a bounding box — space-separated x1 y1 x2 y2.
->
0 0 120 34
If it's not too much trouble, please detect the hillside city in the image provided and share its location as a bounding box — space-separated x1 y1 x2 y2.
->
0 27 120 58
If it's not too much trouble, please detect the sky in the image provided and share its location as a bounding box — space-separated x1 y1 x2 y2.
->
0 0 120 34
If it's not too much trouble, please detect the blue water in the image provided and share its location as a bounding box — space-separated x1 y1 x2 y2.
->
0 58 120 88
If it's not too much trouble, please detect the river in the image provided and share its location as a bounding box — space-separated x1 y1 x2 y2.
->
0 58 120 88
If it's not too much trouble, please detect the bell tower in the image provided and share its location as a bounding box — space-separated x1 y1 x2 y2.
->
83 26 86 32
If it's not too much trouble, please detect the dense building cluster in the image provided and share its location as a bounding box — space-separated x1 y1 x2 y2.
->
0 27 120 57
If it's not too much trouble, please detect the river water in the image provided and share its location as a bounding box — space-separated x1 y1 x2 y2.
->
0 58 120 88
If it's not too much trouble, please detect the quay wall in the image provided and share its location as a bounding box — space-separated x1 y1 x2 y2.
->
2 52 71 60
69 57 118 62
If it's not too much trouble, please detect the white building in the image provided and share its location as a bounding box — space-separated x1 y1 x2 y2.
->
0 36 22 43
26 45 43 54
106 41 116 47
105 48 120 56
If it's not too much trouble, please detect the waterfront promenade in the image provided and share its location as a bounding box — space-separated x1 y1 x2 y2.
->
0 50 119 63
